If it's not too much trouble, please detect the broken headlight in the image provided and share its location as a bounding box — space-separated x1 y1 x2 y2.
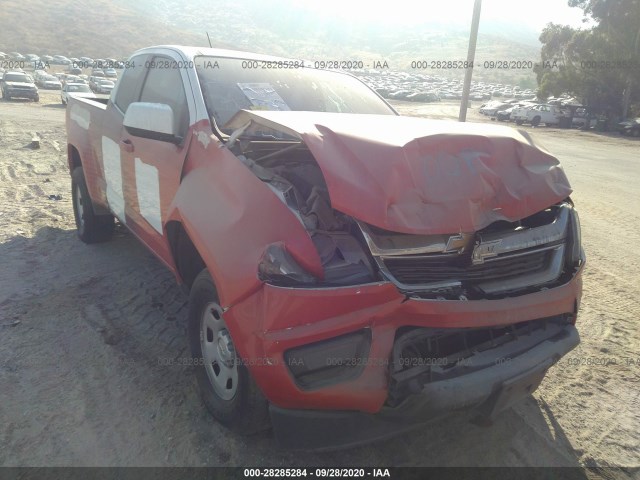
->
258 234 376 287
258 243 318 286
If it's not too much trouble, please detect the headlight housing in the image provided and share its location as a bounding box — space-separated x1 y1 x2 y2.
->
566 207 584 268
258 243 317 286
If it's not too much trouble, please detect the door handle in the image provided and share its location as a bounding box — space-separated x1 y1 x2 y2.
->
120 139 134 153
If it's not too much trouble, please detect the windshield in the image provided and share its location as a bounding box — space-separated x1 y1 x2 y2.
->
67 84 90 92
195 56 394 133
4 73 30 83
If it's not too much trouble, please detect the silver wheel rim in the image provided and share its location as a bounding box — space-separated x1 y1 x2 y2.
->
75 184 84 228
200 302 238 400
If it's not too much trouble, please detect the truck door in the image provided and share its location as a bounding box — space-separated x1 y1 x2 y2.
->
118 54 193 267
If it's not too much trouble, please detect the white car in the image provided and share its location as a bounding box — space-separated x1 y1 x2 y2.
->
94 79 115 94
479 101 510 116
522 104 567 126
511 103 540 124
38 74 62 90
61 83 96 105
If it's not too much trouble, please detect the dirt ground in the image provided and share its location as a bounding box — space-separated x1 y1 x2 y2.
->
0 91 639 471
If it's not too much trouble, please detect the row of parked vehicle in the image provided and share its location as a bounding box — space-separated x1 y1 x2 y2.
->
354 70 536 103
0 51 127 69
478 97 640 135
479 98 597 128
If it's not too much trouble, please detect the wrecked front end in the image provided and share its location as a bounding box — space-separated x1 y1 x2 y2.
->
219 111 584 450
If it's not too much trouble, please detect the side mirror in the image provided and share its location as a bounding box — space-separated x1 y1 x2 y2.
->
123 102 180 144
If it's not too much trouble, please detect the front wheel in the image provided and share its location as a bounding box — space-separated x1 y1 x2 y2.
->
188 270 270 435
515 119 523 125
71 167 114 243
531 116 541 127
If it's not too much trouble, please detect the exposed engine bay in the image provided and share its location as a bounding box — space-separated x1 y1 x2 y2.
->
234 139 376 286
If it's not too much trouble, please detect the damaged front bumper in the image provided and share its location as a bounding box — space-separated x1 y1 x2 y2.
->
271 322 579 450
224 262 583 449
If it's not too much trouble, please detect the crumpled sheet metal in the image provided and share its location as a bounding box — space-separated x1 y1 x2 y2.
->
226 111 572 235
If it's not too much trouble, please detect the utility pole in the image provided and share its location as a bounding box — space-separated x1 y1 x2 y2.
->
459 0 483 122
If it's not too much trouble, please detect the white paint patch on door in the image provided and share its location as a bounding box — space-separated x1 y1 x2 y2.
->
134 157 162 234
101 136 126 223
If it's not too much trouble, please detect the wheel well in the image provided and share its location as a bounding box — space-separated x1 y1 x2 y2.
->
68 145 82 173
167 221 206 290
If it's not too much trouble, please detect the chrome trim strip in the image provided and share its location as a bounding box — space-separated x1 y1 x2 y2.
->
476 245 565 294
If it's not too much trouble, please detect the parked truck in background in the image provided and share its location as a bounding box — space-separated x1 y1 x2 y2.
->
65 45 585 450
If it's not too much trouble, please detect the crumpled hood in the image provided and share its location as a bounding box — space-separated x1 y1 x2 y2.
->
225 110 572 235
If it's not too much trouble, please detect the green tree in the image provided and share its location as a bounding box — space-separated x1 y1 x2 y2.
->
568 0 640 116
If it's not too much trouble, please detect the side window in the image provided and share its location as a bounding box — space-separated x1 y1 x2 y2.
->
113 55 148 114
139 56 189 139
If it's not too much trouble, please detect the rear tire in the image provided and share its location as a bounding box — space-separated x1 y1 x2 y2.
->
532 116 541 127
188 269 270 435
515 119 523 125
71 167 114 243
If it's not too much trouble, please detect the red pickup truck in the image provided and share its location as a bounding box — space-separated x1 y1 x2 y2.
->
65 45 585 450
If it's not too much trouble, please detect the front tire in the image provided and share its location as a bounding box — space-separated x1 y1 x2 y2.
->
188 270 270 435
71 167 114 243
532 116 541 127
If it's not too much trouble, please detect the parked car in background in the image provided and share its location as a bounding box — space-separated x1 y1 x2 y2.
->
104 68 117 78
93 78 115 94
619 118 640 137
480 101 510 117
37 74 62 90
495 103 530 122
512 104 565 126
571 107 597 129
1 71 39 101
52 55 72 65
406 91 439 102
61 82 96 105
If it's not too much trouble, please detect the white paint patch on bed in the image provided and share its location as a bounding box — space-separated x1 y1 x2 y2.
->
70 104 90 130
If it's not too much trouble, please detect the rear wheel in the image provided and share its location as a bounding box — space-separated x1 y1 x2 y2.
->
188 270 270 434
33 94 39 102
71 167 114 243
531 116 541 127
515 119 523 125
631 128 640 138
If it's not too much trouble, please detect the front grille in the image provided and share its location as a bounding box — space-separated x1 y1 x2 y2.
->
386 315 570 406
381 248 551 285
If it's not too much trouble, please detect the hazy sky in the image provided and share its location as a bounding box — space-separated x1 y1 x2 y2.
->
293 0 591 31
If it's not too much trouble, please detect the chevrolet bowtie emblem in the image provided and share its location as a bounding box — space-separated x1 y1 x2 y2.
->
471 239 502 264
